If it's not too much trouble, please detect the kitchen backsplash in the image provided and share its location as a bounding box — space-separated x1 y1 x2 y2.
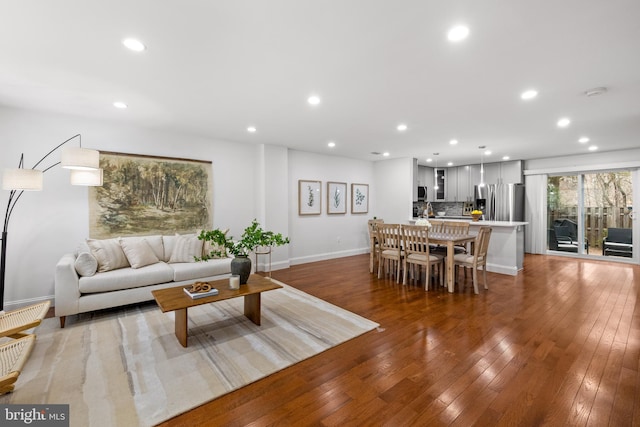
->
432 202 474 216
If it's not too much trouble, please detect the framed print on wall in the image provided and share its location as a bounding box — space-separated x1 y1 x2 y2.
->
351 183 369 214
298 180 321 215
89 151 212 238
327 182 347 214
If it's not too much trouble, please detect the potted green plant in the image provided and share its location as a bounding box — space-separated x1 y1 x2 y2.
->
198 219 290 284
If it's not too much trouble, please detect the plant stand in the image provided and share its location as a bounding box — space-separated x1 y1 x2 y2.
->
254 246 272 278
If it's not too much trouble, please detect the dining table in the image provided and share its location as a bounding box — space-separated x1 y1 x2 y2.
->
428 232 477 293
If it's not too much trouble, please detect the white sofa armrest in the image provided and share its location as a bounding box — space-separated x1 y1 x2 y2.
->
55 253 81 323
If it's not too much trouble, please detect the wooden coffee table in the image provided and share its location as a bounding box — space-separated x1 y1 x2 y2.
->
152 274 282 347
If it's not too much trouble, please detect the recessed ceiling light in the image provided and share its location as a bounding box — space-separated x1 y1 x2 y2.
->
447 162 453 166
588 145 598 151
502 156 510 160
426 158 432 163
584 87 608 97
122 38 146 52
397 123 408 132
383 152 390 157
557 117 571 128
247 126 257 133
449 139 458 145
307 95 321 105
113 101 127 109
447 25 469 42
327 141 336 148
521 89 538 100
484 150 492 156
578 137 590 143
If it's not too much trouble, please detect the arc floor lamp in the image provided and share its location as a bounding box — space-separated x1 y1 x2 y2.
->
1 134 103 311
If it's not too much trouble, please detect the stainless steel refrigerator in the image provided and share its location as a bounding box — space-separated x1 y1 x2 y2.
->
474 183 525 221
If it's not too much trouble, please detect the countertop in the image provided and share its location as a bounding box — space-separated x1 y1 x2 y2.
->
410 217 528 227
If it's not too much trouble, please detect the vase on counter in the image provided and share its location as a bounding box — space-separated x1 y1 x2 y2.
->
471 213 482 222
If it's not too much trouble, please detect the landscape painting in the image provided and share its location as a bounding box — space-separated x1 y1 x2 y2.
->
89 152 212 238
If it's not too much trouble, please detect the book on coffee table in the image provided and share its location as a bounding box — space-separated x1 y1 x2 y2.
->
183 286 219 299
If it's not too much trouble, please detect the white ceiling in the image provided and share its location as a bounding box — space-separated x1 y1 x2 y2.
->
1 1 639 166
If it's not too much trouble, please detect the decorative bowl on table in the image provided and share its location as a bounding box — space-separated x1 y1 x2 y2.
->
437 211 446 217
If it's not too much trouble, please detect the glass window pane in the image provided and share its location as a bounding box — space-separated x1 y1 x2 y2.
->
584 171 633 258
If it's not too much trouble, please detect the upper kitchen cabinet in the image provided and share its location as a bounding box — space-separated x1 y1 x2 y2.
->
417 165 435 201
446 167 458 201
484 162 501 185
456 165 472 202
434 168 446 201
500 160 523 184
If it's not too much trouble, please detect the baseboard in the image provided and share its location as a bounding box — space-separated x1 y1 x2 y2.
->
2 295 54 312
255 259 291 273
486 263 520 276
289 248 369 266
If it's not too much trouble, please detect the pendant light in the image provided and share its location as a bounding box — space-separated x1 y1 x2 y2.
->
478 146 486 188
433 153 439 190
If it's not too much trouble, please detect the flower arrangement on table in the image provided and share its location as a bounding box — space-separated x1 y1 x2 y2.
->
471 210 483 215
415 218 432 227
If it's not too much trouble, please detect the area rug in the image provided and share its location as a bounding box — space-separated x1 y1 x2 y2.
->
0 281 378 427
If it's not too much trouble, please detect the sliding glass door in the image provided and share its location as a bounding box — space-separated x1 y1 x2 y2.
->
547 170 635 260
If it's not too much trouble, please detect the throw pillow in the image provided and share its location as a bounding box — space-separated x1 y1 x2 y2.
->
87 238 130 272
120 238 160 269
168 233 204 263
74 252 98 277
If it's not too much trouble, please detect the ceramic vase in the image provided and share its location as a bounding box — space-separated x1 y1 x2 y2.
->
231 256 252 284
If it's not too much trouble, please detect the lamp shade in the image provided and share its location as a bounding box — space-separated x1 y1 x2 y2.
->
70 168 103 186
2 168 44 191
61 147 100 170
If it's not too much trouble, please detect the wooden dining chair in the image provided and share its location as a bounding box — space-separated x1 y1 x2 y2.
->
402 225 443 290
368 218 384 273
452 226 492 294
376 223 403 282
443 221 471 253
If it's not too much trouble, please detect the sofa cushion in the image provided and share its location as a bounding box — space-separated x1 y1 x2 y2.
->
171 258 232 282
120 235 164 261
74 252 98 277
168 234 203 263
162 234 186 262
78 262 175 294
120 238 160 269
87 238 130 272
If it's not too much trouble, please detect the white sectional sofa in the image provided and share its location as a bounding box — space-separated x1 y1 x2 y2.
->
55 233 231 327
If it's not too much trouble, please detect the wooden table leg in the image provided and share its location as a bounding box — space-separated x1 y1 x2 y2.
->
446 241 455 293
175 308 188 347
244 293 261 325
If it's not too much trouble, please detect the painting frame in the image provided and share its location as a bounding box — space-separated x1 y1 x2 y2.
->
298 180 322 215
351 183 369 214
327 181 347 214
89 151 213 238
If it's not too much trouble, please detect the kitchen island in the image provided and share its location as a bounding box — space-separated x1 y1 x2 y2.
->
410 218 527 276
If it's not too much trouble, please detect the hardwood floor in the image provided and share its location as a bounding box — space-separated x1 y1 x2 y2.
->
158 254 640 426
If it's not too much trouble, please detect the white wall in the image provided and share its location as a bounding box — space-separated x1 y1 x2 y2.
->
0 106 383 309
287 150 375 265
373 157 414 223
0 106 259 308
